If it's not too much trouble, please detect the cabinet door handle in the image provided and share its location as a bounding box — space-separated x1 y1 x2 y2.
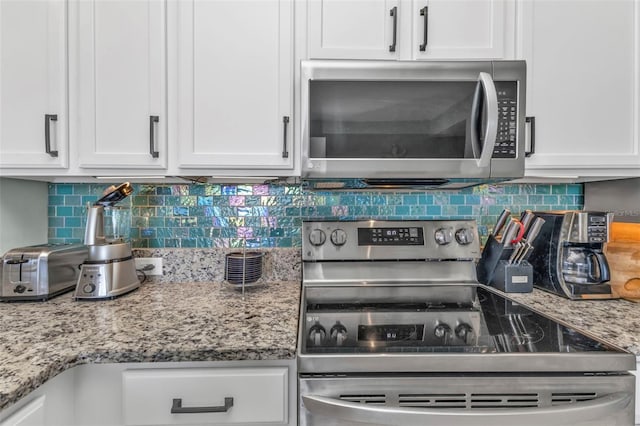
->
149 115 159 158
525 116 535 157
282 116 290 158
419 6 428 51
171 397 233 414
389 6 398 52
44 114 58 157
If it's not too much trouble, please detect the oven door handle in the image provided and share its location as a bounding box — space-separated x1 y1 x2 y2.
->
469 72 498 169
302 392 631 426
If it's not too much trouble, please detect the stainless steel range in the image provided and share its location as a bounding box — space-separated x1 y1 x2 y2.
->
298 220 635 426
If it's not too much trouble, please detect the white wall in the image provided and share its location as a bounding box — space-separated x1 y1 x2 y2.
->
0 178 48 254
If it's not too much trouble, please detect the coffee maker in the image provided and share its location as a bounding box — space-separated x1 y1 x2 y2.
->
74 182 140 300
528 211 615 299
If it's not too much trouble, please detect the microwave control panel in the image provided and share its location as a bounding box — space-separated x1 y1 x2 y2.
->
493 81 518 158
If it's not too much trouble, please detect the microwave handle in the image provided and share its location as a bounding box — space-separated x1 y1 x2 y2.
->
469 72 498 168
302 393 631 426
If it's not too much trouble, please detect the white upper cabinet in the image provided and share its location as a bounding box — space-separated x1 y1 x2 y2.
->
174 0 295 174
519 0 640 177
410 0 506 59
0 0 68 169
307 0 508 60
307 0 399 59
70 0 167 171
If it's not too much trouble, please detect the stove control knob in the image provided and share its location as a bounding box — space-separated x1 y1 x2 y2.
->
308 229 326 246
330 323 348 346
455 228 475 245
455 323 474 344
308 323 326 346
434 323 452 343
330 229 348 246
434 228 453 245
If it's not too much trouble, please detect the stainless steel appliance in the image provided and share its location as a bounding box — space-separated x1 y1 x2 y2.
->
0 244 88 301
74 182 140 300
529 211 615 299
301 60 527 189
299 220 635 426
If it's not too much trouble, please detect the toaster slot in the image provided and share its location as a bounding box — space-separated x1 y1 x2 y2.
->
5 256 36 284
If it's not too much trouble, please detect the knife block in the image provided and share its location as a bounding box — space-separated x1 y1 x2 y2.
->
477 235 514 284
490 260 533 293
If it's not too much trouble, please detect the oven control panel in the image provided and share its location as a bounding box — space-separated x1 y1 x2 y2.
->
303 220 481 261
358 227 424 246
302 310 484 352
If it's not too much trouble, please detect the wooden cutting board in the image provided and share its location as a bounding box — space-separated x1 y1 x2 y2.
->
605 223 640 301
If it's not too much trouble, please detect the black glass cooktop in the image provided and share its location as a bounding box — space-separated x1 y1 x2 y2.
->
477 287 619 354
303 286 624 355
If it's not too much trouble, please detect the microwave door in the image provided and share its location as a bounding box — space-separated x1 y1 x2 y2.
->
469 72 499 168
303 70 500 179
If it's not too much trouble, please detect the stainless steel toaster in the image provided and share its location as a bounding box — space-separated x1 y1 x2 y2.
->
0 244 88 301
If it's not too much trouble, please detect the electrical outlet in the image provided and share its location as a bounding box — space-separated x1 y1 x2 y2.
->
134 257 163 275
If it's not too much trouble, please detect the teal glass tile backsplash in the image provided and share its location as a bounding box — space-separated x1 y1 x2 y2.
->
48 183 584 248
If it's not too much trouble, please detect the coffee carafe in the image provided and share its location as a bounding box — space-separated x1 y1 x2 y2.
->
562 246 610 285
528 211 616 299
74 182 140 300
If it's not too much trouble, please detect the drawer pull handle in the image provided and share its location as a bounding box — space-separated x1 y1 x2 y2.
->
171 397 234 414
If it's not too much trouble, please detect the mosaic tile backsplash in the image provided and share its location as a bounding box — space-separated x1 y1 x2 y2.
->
48 183 584 248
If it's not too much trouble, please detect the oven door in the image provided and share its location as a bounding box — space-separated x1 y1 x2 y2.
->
299 374 635 426
301 60 526 180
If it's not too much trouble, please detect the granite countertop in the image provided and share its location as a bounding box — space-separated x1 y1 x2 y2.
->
0 281 301 411
3 280 640 413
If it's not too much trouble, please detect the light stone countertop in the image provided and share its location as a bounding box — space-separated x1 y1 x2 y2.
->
0 281 301 411
2 280 640 413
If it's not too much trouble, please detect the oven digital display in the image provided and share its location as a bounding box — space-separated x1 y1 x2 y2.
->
357 227 424 246
358 324 425 342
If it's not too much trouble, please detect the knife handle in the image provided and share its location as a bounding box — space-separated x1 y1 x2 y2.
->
502 220 518 246
525 217 545 244
493 209 511 236
519 210 535 235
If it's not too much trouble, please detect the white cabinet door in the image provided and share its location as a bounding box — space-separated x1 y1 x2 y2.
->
175 0 294 173
71 0 167 171
307 0 400 60
411 0 506 59
307 0 508 60
0 368 74 426
0 396 45 426
0 0 67 169
519 0 640 175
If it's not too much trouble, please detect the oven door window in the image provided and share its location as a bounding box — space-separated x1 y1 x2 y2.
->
309 80 485 160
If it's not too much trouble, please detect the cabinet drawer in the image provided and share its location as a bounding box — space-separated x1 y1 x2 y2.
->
122 367 288 425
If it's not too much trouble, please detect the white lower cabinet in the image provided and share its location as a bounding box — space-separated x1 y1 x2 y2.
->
0 360 296 426
123 367 288 425
0 396 45 426
0 368 74 426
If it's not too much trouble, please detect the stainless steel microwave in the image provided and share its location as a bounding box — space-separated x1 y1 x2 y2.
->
301 60 527 189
